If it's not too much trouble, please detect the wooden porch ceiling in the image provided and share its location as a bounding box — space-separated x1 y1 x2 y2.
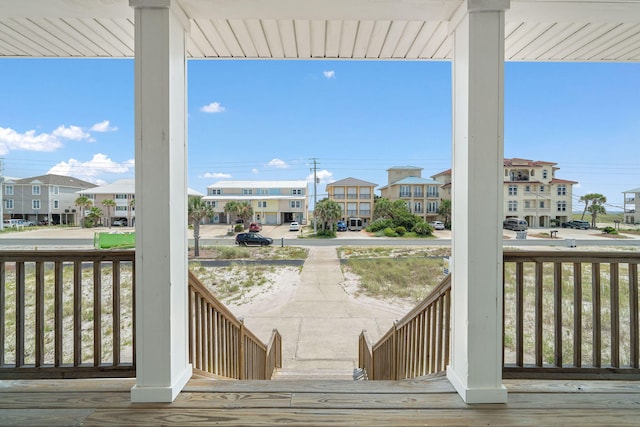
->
1 0 639 61
1 376 639 426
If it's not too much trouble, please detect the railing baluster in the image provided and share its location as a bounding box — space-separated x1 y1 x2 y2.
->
592 263 602 368
35 261 45 367
535 262 543 367
54 261 63 367
630 263 639 369
610 263 619 368
73 261 82 367
573 262 582 368
0 261 5 366
516 261 524 367
16 262 25 367
93 260 102 367
436 297 444 372
553 262 562 367
112 260 121 366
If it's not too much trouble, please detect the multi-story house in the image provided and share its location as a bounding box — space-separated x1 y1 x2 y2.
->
379 166 443 222
623 187 639 224
432 158 577 228
2 174 96 225
77 178 203 226
325 177 377 226
203 180 307 225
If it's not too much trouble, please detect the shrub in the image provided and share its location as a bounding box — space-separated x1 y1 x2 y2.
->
412 221 433 236
603 226 618 235
383 227 398 237
83 218 94 228
394 226 406 236
367 218 393 232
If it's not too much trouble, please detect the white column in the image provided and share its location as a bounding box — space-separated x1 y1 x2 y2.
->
129 0 192 403
446 0 509 404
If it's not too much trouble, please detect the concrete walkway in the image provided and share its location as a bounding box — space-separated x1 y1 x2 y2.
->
232 246 408 379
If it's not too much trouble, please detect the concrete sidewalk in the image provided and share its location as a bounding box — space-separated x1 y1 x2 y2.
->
231 246 408 379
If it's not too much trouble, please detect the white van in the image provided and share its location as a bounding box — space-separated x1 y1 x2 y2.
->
503 218 528 231
348 217 363 231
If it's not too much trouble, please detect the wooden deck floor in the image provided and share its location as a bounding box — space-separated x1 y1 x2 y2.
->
1 375 639 426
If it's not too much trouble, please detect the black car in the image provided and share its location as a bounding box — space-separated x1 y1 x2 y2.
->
561 220 590 229
235 232 273 246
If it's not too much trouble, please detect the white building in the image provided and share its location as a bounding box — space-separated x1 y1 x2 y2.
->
623 187 639 224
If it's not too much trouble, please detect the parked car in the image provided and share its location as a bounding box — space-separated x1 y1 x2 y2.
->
113 219 128 226
235 232 273 246
19 220 35 226
429 220 445 230
561 220 589 229
249 222 262 232
336 220 347 232
289 221 300 231
503 218 528 231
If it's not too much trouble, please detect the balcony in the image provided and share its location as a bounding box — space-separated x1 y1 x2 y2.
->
332 194 345 199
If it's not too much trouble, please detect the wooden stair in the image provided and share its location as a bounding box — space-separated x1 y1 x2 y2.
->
271 367 358 381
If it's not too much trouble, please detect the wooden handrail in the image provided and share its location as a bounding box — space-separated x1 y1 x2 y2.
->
0 250 136 379
361 250 640 381
188 271 281 380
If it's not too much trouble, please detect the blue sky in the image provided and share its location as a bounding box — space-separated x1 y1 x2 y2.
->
1 58 638 212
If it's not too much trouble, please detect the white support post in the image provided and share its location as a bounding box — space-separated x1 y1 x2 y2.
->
446 0 510 404
129 0 192 403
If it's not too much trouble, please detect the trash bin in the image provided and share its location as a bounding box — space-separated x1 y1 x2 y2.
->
567 238 576 248
516 231 527 239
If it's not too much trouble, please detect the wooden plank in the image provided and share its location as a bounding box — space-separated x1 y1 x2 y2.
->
0 262 5 366
0 409 94 427
16 262 25 367
93 260 102 367
592 262 602 367
73 261 82 367
610 263 620 368
35 261 45 367
553 262 562 367
535 261 543 367
573 262 582 367
630 263 639 368
112 260 121 366
54 261 63 367
516 261 524 367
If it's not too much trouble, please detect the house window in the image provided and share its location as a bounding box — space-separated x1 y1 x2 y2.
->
414 201 422 213
53 200 59 209
115 206 127 212
290 201 301 208
557 185 567 196
414 187 423 197
32 200 41 210
508 185 517 196
525 185 530 192
543 169 548 179
206 201 218 208
258 201 267 208
115 194 128 200
333 188 345 199
209 189 222 195
508 201 518 212
32 185 41 195
525 201 530 209
243 189 253 195
539 201 545 208
292 189 303 195
5 185 13 195
427 186 438 197
258 189 269 195
557 201 567 212
427 201 438 213
52 186 59 195
540 185 545 192
5 199 13 209
400 186 411 197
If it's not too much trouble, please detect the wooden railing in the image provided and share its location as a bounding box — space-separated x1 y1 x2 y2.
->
188 271 281 379
503 251 640 379
360 251 640 381
0 250 136 379
359 275 451 380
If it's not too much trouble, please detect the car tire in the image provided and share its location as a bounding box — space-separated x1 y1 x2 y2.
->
242 242 248 247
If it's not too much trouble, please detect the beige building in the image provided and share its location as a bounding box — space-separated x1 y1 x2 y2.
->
203 180 307 225
379 166 443 222
623 187 639 224
325 177 377 226
433 158 577 228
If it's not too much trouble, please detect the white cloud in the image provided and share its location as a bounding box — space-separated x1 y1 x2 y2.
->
47 153 134 183
0 127 63 155
91 120 118 132
307 169 334 184
252 168 260 174
323 70 336 79
267 158 289 169
200 172 232 179
200 102 226 113
52 125 91 141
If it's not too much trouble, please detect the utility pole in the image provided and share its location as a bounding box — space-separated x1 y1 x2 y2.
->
310 158 318 233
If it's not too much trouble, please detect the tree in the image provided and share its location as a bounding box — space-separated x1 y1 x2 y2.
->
75 196 92 228
188 197 213 258
588 200 607 228
223 201 239 224
314 199 342 233
438 199 451 228
101 199 116 228
86 206 103 227
236 201 254 225
580 193 606 220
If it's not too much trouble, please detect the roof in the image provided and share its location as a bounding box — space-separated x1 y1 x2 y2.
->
504 158 557 167
2 1 639 62
326 177 377 189
550 178 578 185
78 178 203 196
208 180 308 189
623 187 640 193
379 176 442 190
13 174 96 189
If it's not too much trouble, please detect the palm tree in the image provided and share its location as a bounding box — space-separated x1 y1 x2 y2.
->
580 193 606 220
87 206 103 227
188 197 213 257
315 199 342 233
102 199 116 228
75 196 92 228
588 198 607 228
438 199 452 228
223 201 239 225
236 201 254 226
